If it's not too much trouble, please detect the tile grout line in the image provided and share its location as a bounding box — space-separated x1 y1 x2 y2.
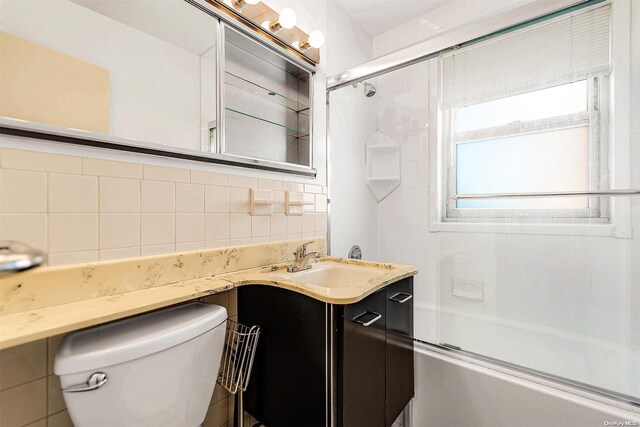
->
0 373 48 394
137 178 142 260
96 172 101 259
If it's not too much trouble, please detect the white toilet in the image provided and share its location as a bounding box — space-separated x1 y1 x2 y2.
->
54 302 228 427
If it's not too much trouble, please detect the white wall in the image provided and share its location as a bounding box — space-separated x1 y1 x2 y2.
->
326 1 380 259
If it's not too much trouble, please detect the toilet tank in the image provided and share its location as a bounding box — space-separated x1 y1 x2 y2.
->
54 302 228 427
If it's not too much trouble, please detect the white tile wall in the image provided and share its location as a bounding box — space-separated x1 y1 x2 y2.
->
141 181 175 213
176 213 204 243
83 157 143 178
48 174 98 213
141 213 175 246
99 177 140 212
230 213 251 239
205 213 230 241
0 170 47 213
0 148 327 266
229 188 250 213
48 214 99 252
99 213 140 249
372 53 640 380
205 186 230 213
176 183 204 213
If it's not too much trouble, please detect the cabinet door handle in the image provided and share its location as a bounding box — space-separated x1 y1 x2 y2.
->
353 311 382 327
389 292 413 303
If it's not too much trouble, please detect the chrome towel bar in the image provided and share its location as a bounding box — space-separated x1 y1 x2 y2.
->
452 189 640 200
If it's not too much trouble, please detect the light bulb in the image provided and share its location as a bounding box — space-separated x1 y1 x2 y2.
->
278 8 297 29
296 30 325 51
232 0 259 11
307 30 324 48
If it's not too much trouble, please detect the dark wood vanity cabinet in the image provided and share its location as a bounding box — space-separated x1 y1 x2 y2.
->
384 279 415 426
238 277 414 427
336 286 387 426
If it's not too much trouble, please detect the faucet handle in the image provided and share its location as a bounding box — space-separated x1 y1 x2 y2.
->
296 241 314 257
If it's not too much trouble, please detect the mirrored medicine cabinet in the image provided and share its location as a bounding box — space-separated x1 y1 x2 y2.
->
0 0 315 176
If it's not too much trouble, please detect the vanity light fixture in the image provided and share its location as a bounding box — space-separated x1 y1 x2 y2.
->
269 7 297 33
209 0 320 65
293 29 325 51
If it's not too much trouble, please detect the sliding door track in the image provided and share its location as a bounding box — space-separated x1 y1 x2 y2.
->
415 339 640 411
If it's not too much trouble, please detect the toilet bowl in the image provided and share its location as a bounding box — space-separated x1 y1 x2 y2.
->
54 302 227 427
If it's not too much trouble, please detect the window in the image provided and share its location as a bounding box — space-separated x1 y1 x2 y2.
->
440 4 611 223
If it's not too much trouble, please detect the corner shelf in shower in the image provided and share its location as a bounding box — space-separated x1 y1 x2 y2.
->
367 144 400 151
366 131 401 201
368 177 401 182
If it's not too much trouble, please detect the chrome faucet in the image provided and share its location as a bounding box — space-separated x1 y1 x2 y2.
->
287 241 319 273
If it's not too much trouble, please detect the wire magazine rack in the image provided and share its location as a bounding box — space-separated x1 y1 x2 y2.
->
217 319 261 427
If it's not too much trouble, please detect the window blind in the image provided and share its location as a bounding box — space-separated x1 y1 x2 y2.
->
441 4 610 109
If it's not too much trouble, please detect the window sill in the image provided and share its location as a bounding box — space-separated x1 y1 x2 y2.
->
429 221 632 238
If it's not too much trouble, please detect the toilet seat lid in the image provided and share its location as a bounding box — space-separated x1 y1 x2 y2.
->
54 302 227 375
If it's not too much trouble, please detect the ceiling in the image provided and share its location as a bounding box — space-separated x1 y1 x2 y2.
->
333 0 455 36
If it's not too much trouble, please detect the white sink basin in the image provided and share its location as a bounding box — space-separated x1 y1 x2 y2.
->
268 261 386 289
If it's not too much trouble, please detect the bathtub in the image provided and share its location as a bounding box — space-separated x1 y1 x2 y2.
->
411 343 640 426
411 340 640 426
413 302 640 400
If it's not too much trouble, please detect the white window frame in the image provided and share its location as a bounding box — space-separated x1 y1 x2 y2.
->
443 76 610 224
428 0 632 238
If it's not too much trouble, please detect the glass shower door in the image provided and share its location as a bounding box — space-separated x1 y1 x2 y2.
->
436 194 640 403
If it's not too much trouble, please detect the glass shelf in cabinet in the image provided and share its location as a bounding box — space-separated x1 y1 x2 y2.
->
225 71 310 114
225 108 310 139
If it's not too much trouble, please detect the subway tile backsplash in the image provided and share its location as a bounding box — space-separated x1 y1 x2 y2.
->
0 147 327 266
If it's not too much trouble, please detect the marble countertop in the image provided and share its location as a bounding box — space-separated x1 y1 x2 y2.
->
0 238 417 349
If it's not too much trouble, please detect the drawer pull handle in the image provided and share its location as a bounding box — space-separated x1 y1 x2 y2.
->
353 311 382 327
390 292 413 303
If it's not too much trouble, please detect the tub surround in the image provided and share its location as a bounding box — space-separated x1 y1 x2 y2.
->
0 238 417 349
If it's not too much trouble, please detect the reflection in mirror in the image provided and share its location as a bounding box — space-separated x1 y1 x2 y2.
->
0 0 217 152
223 25 312 167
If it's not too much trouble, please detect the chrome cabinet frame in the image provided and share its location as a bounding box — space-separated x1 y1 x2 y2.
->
214 21 315 174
